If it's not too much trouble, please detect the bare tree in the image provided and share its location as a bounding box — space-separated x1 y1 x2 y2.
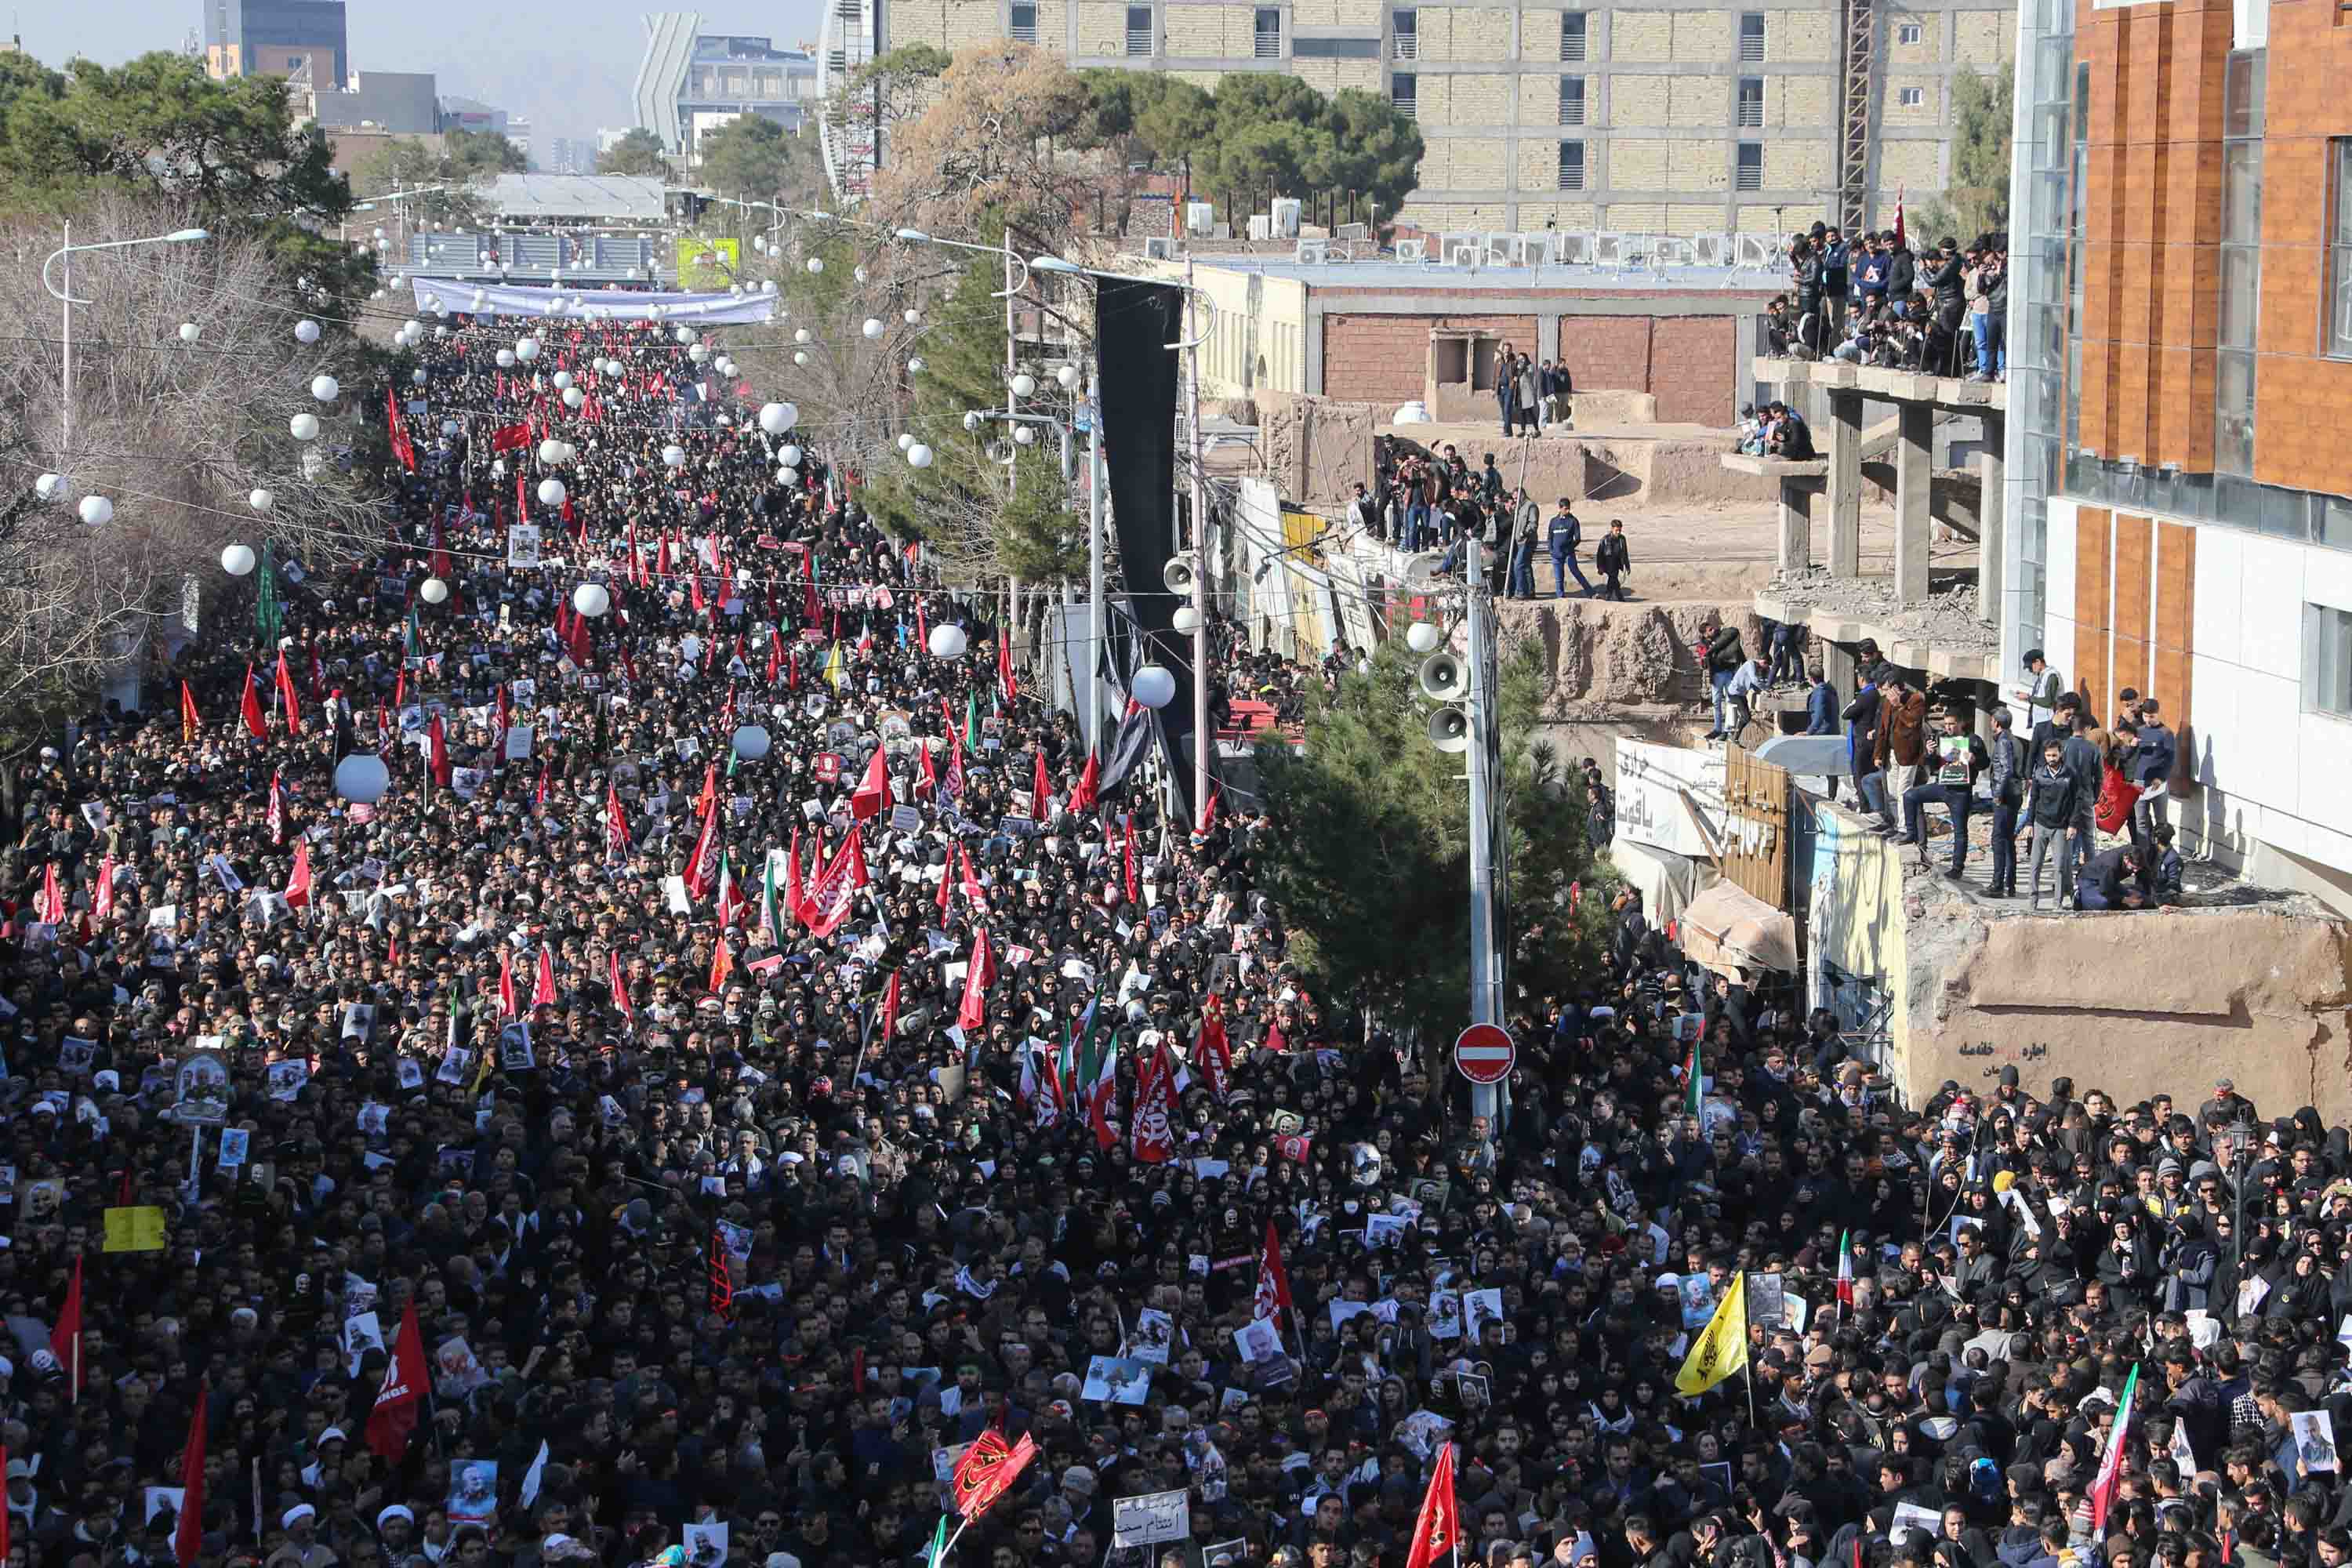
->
0 195 384 757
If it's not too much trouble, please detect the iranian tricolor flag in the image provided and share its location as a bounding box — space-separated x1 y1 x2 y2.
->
1083 1029 1120 1150
1835 1230 1855 1314
713 850 750 931
2089 1365 2139 1537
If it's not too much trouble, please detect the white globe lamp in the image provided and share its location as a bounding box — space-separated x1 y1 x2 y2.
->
78 495 113 526
419 577 449 604
572 583 611 618
927 623 968 660
220 543 257 576
334 753 390 804
289 413 320 441
732 724 771 760
537 478 565 506
1132 665 1178 709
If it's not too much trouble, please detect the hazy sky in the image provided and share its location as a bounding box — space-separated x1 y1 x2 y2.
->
18 0 827 164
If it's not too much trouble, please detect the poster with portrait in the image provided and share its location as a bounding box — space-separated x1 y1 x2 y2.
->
498 1022 535 1073
1126 1307 1176 1364
1428 1290 1465 1341
434 1336 491 1399
446 1459 498 1526
173 1050 231 1127
216 1128 250 1170
267 1059 309 1102
1231 1317 1283 1365
682 1523 729 1568
1081 1355 1152 1405
2296 1410 2339 1474
1462 1287 1504 1346
344 1310 385 1375
506 524 542 569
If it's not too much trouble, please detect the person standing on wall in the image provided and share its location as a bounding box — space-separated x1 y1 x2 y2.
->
1548 498 1592 598
1494 340 1519 437
1593 517 1632 601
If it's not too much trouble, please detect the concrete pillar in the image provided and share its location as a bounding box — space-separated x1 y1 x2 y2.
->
1828 390 1864 577
1822 635 1856 695
1976 412 2005 626
1894 401 1933 605
1777 479 1816 575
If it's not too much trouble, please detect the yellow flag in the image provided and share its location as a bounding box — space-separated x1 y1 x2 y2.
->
1673 1269 1749 1396
824 642 847 692
103 1205 167 1253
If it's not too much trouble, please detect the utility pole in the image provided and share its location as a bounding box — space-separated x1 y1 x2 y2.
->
1185 254 1210 822
58 218 71 465
1087 390 1106 754
1461 530 1508 1127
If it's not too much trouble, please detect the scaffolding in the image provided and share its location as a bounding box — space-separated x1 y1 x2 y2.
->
1838 0 1876 237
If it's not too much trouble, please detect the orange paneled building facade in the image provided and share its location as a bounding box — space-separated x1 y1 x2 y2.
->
2000 0 2352 900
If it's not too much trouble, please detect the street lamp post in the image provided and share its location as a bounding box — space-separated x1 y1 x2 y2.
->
42 224 210 468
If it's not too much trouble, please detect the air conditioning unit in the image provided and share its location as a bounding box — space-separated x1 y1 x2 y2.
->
1446 243 1481 267
1293 238 1328 263
1395 238 1428 262
1555 231 1593 265
1143 236 1177 260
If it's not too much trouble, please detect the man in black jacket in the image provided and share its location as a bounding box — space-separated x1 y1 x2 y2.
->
1701 617 1745 739
1885 232 1917 312
1927 238 1969 376
1594 518 1632 600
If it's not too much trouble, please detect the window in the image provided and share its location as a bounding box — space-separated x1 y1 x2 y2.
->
1736 140 1763 190
1897 20 1922 42
1254 6 1281 56
1737 76 1764 125
1558 140 1585 191
1739 11 1766 60
1127 5 1152 53
1392 8 1416 57
2218 49 2265 476
2328 138 2352 357
1392 72 1417 115
1011 1 1037 41
1897 85 1926 107
2307 604 2352 717
1560 10 1587 60
1559 74 1586 125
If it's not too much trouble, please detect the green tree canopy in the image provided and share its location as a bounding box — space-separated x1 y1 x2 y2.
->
1907 69 2011 248
1254 637 1607 1049
597 126 669 176
699 113 825 208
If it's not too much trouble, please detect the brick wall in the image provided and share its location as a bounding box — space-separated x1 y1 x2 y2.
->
1321 314 1539 408
1322 310 1740 426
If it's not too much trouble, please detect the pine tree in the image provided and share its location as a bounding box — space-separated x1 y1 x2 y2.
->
1254 638 1610 1052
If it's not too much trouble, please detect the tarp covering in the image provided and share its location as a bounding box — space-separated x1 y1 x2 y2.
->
1609 837 1708 931
407 278 781 325
1679 880 1801 977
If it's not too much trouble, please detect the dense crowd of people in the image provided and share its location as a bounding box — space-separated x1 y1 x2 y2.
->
1764 226 2006 380
3 296 2347 1568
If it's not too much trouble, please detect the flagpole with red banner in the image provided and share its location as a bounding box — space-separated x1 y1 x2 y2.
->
174 1379 209 1567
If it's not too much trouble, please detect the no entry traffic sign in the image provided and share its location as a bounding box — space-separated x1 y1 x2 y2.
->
1453 1023 1516 1084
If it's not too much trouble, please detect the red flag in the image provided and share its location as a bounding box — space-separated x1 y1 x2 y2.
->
1404 1444 1461 1568
916 739 938 797
38 862 63 924
365 1302 425 1461
958 927 996 1032
998 630 1018 703
684 799 721 902
851 746 893 821
1069 752 1100 812
499 949 518 1018
53 1255 82 1400
387 387 417 472
1196 999 1233 1103
93 855 115 922
957 844 985 913
709 934 735 993
180 681 201 744
488 422 530 452
1254 1219 1294 1320
1122 815 1138 906
1131 1043 1178 1163
427 714 452 789
533 947 558 1009
274 652 301 735
785 829 805 928
1032 748 1051 822
802 827 869 937
284 840 314 909
1893 182 1907 253
267 769 288 845
241 662 267 739
935 844 956 928
879 968 902 1043
767 627 784 684
173 1379 209 1568
1200 783 1221 834
952 1430 1040 1522
609 949 633 1019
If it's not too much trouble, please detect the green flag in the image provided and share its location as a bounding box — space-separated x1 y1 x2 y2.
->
256 543 282 646
926 1515 950 1568
964 690 979 750
1687 1035 1702 1120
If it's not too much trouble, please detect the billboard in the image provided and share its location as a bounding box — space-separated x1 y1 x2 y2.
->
675 236 741 290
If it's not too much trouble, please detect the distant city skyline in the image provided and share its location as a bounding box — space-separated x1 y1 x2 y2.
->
20 0 829 169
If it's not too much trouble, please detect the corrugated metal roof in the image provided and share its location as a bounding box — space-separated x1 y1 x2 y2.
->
485 174 670 222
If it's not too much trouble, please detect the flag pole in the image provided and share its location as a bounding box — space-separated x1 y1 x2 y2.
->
1745 1357 1756 1426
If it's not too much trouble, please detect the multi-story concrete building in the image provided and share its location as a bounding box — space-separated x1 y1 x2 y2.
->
1997 0 2352 909
201 0 348 89
633 12 819 165
870 0 2011 231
